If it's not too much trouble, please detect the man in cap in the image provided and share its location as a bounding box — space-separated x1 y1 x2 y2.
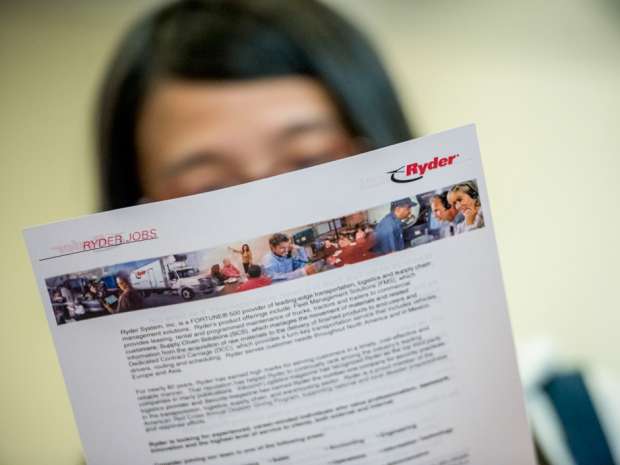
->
373 197 416 255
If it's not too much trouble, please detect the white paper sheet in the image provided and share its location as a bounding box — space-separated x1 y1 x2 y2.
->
24 125 536 465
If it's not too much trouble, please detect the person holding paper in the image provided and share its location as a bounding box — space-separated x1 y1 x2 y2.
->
262 233 314 281
373 198 416 254
36 0 611 461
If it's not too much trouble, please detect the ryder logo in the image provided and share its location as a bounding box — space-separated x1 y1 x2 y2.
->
387 154 459 183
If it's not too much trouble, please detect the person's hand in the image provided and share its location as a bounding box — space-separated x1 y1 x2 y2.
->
326 256 341 266
304 264 317 275
463 207 476 224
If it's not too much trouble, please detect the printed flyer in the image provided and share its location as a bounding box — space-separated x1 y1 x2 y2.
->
24 125 536 464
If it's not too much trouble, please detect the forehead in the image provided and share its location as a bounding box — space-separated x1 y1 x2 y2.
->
449 189 468 198
137 76 341 159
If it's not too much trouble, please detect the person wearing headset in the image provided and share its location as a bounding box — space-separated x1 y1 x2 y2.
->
447 182 484 233
430 192 463 238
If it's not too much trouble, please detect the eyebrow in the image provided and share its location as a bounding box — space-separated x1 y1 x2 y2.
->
159 117 339 179
274 118 339 144
159 151 221 179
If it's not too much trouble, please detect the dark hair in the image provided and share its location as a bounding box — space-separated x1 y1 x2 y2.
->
432 193 451 210
210 264 225 281
247 264 262 278
97 0 412 209
269 232 290 248
241 244 250 252
116 271 131 286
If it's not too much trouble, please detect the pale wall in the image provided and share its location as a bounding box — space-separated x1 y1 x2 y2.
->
1 1 618 464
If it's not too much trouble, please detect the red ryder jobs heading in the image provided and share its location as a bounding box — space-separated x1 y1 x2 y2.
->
82 228 158 250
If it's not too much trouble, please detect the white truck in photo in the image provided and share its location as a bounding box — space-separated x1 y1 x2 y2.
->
129 255 214 300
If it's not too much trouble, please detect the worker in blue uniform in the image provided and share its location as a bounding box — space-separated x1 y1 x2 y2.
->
373 197 416 254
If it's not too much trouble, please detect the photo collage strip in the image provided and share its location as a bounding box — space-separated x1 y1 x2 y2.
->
47 179 484 325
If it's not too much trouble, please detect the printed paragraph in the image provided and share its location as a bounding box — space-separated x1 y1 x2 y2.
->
137 326 448 432
122 262 435 381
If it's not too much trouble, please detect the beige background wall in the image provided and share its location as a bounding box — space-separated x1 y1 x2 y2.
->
1 1 619 463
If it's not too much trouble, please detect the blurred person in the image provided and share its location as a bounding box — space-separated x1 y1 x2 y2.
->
313 237 338 261
85 279 110 301
85 281 99 300
221 258 241 278
210 264 227 284
430 193 462 237
337 234 376 265
229 244 253 273
236 264 272 292
101 272 144 313
82 0 615 461
325 253 343 268
354 228 366 242
59 280 80 319
262 233 314 281
447 182 484 233
373 198 416 254
323 239 338 257
336 235 351 248
354 226 375 249
51 287 69 325
96 0 411 209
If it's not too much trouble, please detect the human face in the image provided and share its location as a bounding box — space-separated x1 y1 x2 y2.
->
136 77 362 201
117 278 129 292
447 190 477 221
394 206 411 220
271 240 290 257
431 198 456 222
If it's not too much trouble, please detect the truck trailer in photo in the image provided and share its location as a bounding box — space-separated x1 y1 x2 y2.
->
129 255 214 300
